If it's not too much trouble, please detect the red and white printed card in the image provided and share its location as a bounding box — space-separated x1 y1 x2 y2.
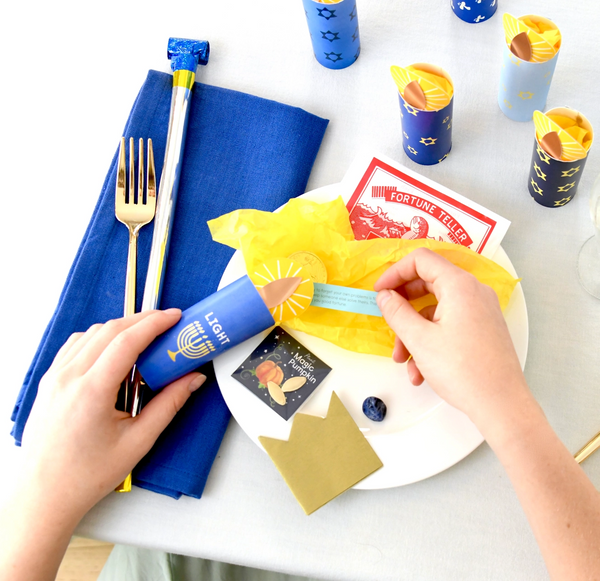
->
341 153 510 258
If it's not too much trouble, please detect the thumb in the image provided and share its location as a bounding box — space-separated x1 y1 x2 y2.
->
377 289 430 347
132 372 206 447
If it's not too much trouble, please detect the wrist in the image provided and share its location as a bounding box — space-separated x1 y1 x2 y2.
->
18 460 89 534
469 376 547 451
0 472 81 581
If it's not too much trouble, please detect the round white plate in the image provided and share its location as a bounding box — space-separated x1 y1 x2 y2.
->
214 185 528 489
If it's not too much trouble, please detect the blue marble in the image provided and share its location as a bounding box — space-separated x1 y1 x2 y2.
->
362 396 387 422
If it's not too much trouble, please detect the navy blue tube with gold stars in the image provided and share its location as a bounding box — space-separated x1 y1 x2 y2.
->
528 140 588 208
528 107 593 208
398 93 453 166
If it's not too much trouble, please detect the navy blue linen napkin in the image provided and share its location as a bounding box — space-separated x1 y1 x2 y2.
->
11 70 328 499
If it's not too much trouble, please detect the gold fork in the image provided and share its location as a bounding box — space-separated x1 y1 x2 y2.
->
115 137 156 493
115 137 157 322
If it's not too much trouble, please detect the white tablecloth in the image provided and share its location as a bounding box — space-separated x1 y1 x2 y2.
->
1 1 599 579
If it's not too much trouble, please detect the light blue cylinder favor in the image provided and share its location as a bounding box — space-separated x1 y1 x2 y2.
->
302 0 361 70
451 0 497 24
498 43 559 122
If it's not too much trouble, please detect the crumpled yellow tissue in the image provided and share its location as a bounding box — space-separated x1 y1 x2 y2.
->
390 65 453 111
208 197 518 357
503 14 561 63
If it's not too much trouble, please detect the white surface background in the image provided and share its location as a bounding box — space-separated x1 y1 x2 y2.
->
1 1 599 579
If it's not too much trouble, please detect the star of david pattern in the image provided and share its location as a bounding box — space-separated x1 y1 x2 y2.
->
303 0 361 70
398 92 453 165
528 139 587 208
317 7 336 20
499 42 558 122
321 31 340 43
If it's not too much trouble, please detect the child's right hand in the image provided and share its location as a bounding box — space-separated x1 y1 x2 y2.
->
374 248 528 424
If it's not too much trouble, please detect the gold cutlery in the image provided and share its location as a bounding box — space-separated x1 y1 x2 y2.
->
574 430 600 464
114 137 157 493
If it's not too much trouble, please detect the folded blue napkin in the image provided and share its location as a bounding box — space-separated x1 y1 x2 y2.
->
11 69 328 499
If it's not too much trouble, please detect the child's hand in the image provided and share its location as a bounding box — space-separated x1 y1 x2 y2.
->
21 309 206 521
375 248 527 423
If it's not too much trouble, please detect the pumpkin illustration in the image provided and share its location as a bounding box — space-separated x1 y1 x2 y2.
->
256 360 284 386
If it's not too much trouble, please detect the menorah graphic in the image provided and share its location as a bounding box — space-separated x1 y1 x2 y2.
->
167 321 216 362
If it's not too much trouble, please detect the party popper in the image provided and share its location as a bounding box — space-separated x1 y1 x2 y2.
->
142 37 210 311
117 39 210 493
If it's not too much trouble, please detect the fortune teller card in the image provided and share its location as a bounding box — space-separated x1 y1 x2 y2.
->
341 152 511 258
232 328 332 420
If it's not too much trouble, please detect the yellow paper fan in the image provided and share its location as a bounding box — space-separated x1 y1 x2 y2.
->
390 65 452 111
503 13 558 63
250 258 314 324
533 111 588 161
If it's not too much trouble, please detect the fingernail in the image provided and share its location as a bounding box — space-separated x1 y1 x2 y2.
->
377 289 392 309
164 308 182 316
189 374 207 392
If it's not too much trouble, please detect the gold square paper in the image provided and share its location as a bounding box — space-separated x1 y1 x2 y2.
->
259 392 383 514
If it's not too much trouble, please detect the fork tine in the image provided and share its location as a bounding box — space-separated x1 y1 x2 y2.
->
116 137 126 202
128 137 135 204
147 139 156 203
138 138 144 205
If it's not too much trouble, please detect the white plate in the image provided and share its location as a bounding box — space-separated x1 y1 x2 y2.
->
214 185 528 489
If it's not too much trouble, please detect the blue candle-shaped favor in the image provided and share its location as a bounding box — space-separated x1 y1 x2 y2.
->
137 276 275 390
302 0 361 70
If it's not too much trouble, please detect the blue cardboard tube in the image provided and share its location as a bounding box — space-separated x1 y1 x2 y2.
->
138 276 275 390
397 64 454 166
527 107 593 208
451 0 498 24
302 0 361 70
528 138 588 208
399 94 453 165
498 42 559 122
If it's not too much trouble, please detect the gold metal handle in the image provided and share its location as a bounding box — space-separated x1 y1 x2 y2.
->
115 473 132 494
115 368 145 493
124 229 138 317
574 430 600 464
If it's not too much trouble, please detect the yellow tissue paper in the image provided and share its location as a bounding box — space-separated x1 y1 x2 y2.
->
208 197 519 358
503 14 561 63
519 16 562 51
533 109 593 162
547 114 593 152
390 64 453 111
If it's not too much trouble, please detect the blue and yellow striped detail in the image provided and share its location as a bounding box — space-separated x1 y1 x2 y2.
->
173 70 195 90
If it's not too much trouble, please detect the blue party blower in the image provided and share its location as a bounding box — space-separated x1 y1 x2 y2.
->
137 275 301 390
